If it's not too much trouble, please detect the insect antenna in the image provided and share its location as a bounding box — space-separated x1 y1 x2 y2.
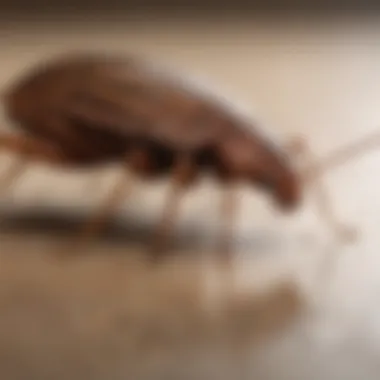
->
301 129 380 183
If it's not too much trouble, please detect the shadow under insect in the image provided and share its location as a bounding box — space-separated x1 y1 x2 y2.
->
0 204 306 261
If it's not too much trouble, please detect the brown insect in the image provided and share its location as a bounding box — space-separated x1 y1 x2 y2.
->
0 51 378 258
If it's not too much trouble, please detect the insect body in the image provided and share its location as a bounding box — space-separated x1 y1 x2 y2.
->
0 52 373 257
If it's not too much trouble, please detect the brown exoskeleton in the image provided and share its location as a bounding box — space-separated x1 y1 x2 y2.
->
0 51 378 258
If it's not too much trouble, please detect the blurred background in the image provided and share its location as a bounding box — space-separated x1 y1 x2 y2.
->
0 2 380 380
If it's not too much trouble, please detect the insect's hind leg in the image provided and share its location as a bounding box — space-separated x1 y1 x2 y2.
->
0 133 64 195
286 137 356 242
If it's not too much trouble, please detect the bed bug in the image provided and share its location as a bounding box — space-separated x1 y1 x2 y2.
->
0 51 378 258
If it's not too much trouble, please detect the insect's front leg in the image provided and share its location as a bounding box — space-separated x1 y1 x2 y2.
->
150 152 195 260
286 136 357 243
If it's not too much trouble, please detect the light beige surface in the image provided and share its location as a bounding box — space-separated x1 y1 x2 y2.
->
0 14 380 380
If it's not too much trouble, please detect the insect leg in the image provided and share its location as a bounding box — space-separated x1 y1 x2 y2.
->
0 133 64 194
75 170 134 244
310 175 356 241
150 153 194 259
287 137 356 242
218 181 238 260
0 156 27 195
74 149 149 245
0 133 64 163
